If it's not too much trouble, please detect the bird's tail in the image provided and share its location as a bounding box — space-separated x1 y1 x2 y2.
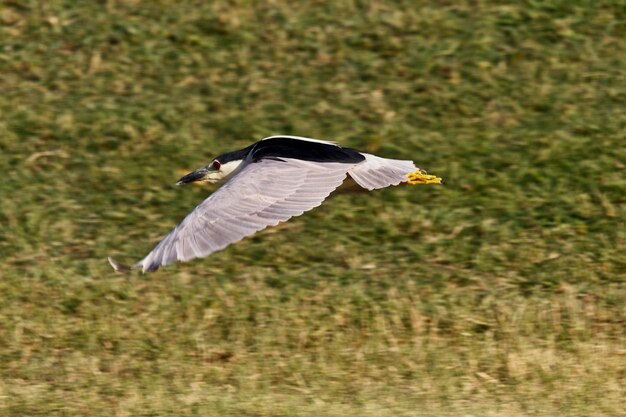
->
348 153 418 190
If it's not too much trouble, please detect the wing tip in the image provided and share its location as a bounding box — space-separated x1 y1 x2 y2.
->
107 257 132 273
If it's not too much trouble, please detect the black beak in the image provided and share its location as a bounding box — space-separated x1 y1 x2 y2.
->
176 167 209 185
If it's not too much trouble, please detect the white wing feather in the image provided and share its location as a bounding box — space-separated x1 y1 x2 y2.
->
261 135 338 146
348 153 417 190
135 158 352 272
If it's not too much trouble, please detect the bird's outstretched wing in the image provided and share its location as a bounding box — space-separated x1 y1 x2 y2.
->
134 158 353 272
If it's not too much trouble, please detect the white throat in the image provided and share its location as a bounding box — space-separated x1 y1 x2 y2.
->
218 159 245 180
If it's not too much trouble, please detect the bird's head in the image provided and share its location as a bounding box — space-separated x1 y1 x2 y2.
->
176 158 242 185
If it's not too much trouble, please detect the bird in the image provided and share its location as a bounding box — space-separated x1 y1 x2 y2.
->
108 135 441 273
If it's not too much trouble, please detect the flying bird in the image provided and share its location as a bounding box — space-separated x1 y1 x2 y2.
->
108 135 441 273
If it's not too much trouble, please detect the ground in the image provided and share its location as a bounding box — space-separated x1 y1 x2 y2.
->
0 1 625 416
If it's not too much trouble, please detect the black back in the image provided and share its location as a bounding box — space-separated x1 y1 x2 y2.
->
250 137 365 164
214 137 365 165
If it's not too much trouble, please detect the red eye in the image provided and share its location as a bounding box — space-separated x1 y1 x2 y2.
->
212 160 221 170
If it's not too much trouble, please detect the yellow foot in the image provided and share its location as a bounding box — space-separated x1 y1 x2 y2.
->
407 169 443 185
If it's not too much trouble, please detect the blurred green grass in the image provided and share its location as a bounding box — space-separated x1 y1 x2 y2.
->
1 1 625 416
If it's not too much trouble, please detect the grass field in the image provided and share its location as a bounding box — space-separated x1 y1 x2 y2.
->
1 1 625 416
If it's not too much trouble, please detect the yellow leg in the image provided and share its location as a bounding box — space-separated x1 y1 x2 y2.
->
407 169 443 185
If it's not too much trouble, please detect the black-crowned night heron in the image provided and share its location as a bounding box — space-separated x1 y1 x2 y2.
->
108 135 441 273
